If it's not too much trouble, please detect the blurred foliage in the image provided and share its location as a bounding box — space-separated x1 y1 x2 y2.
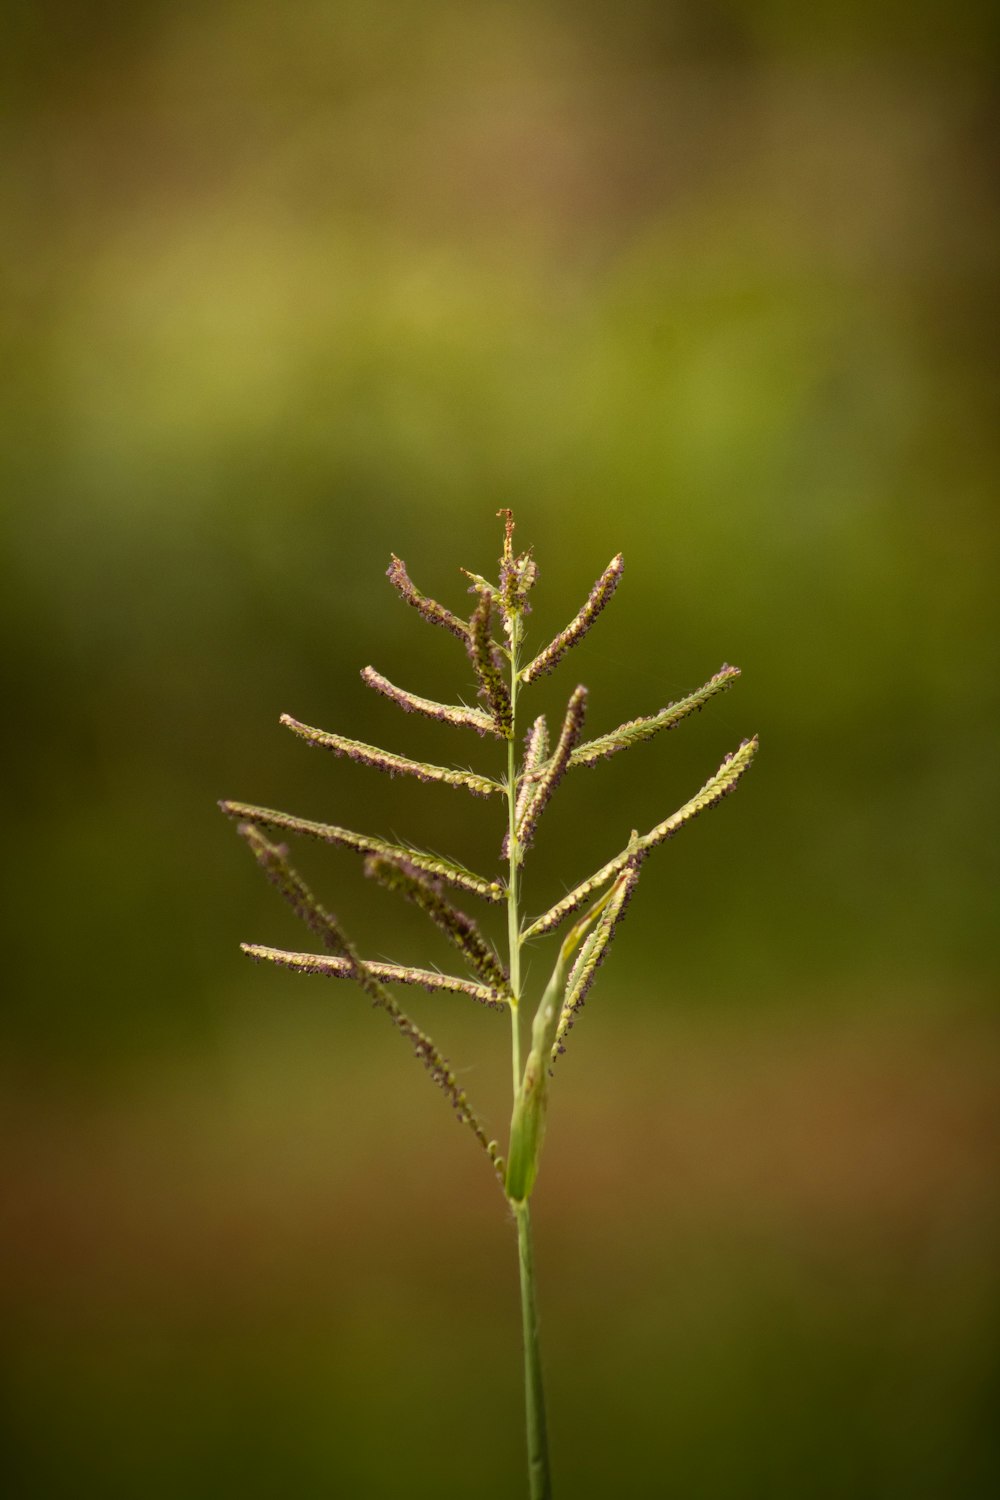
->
2 1 998 1495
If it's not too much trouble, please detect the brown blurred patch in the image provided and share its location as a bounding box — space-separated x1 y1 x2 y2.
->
4 997 997 1330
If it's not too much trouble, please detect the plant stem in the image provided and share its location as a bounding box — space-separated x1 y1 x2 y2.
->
515 1200 551 1500
507 721 522 1093
506 619 552 1498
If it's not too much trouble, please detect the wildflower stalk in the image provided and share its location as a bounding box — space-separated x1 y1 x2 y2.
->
223 511 755 1500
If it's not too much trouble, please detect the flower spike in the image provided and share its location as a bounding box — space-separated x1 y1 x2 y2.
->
234 825 502 1173
467 589 513 737
502 714 550 859
220 799 504 903
365 854 510 996
361 665 498 737
243 945 505 1009
497 507 538 630
567 664 742 771
386 554 470 641
280 714 502 798
236 820 347 950
515 686 587 861
522 735 759 939
520 553 624 683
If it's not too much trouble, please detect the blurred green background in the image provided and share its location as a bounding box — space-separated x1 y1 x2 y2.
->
3 2 998 1495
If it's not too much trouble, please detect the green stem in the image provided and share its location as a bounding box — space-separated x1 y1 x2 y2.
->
506 621 552 1498
515 1200 551 1500
508 723 522 1093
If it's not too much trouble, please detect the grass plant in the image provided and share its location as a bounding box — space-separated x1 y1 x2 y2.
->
221 512 757 1497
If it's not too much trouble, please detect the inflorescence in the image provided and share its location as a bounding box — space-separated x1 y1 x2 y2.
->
221 511 757 1202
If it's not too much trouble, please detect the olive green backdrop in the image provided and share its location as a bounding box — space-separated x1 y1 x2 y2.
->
3 2 998 1495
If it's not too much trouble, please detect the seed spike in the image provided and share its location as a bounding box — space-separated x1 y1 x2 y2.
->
517 716 550 801
360 665 499 737
365 854 510 995
520 553 624 684
280 714 502 798
342 957 502 1176
497 508 538 630
502 714 550 859
233 828 501 1177
515 687 587 861
637 736 759 851
386 554 470 641
566 664 742 770
499 508 516 559
522 736 759 939
242 945 505 1009
220 799 505 903
236 821 345 951
467 589 513 737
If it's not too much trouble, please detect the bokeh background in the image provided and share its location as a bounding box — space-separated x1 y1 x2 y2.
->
3 2 998 1495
